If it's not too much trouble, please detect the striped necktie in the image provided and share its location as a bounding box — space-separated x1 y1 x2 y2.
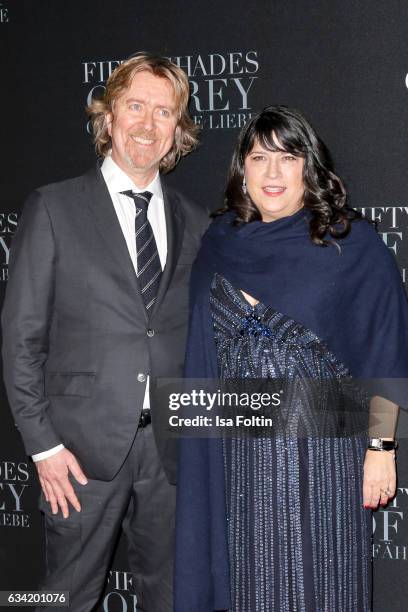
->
121 190 162 311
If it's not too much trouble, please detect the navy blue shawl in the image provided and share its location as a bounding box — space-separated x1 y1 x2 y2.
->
174 209 408 612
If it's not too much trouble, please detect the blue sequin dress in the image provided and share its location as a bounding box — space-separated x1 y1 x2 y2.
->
210 274 371 612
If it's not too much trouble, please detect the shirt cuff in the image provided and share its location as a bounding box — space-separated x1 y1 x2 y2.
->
32 444 65 462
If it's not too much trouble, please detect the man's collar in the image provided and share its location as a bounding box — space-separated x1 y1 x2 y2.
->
101 154 163 200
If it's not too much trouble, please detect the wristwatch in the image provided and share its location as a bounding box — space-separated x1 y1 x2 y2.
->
368 438 398 451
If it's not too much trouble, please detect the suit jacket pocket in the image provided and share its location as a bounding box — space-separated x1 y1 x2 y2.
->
46 372 96 397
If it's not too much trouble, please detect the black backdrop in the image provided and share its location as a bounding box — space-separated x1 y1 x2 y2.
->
1 1 408 610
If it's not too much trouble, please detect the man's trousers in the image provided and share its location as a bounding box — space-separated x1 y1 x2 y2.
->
35 422 176 612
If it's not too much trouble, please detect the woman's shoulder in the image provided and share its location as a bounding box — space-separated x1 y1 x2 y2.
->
204 211 237 237
347 216 384 247
346 216 400 272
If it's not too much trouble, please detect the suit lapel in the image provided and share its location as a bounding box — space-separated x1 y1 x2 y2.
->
150 178 185 319
82 166 184 320
83 164 148 318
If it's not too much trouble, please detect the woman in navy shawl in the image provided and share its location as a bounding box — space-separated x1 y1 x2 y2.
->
175 106 408 612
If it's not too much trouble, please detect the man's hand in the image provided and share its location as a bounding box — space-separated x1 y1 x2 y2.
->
36 448 88 518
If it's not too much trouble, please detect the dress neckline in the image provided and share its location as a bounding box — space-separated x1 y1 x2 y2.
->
213 273 267 315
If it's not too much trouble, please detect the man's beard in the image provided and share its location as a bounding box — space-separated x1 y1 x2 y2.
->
124 134 158 173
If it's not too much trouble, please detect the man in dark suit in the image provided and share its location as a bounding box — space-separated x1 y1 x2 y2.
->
2 52 208 612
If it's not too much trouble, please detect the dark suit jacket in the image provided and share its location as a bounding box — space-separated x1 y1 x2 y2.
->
1 164 209 484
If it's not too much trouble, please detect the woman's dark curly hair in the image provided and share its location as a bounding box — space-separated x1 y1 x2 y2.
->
216 105 361 246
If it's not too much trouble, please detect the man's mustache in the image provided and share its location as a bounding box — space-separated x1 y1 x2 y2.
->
130 130 158 141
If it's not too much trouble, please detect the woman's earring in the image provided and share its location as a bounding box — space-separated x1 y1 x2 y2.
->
242 177 247 195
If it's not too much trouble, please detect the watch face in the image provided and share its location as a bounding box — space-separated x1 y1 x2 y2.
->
368 438 397 451
368 439 397 451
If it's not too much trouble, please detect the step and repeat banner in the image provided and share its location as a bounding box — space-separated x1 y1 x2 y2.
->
1 1 408 610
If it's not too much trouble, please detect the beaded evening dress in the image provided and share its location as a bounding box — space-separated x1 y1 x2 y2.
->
210 273 371 612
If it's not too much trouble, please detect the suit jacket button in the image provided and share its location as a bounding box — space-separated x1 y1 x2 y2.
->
137 373 146 383
146 329 155 338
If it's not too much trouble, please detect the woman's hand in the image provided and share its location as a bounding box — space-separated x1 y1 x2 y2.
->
363 449 396 509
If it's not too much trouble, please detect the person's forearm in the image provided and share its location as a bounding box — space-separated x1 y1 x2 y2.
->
368 395 399 439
